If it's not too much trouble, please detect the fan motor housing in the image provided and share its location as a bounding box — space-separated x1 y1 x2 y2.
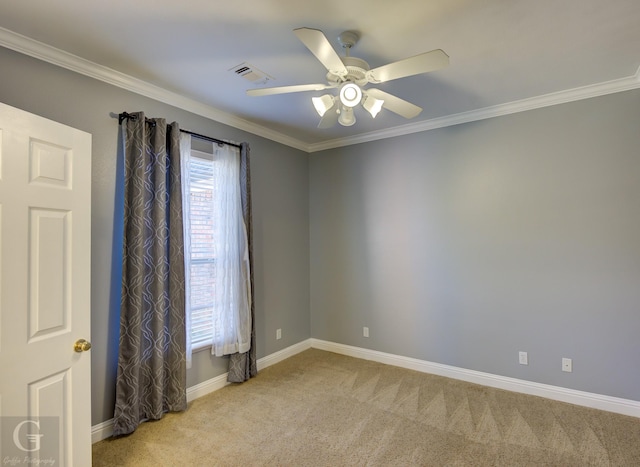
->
327 56 370 86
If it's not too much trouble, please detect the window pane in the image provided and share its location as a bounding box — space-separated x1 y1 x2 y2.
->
188 154 216 348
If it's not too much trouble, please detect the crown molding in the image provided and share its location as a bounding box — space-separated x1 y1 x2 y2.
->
308 65 640 152
0 27 310 152
2 27 638 154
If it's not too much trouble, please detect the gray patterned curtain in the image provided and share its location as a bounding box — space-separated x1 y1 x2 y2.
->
113 112 187 436
228 143 257 383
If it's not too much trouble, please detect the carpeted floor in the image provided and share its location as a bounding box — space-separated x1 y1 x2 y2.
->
93 349 640 466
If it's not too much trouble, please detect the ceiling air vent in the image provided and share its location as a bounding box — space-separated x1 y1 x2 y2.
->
230 62 274 86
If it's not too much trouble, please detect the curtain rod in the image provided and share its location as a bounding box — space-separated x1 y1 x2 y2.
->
118 112 242 149
180 129 242 149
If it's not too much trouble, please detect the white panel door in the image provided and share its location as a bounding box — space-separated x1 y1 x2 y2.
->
0 102 91 466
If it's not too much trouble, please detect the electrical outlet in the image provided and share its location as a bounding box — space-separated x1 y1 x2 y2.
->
276 328 282 340
562 357 572 372
363 327 369 338
519 351 528 365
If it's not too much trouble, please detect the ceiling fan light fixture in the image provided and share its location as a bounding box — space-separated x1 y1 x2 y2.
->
312 94 336 116
362 94 384 118
338 106 356 126
248 28 448 130
339 82 362 108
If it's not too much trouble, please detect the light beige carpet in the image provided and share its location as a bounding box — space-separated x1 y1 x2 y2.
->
93 349 640 466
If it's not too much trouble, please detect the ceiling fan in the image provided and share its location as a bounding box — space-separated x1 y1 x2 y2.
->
247 27 449 128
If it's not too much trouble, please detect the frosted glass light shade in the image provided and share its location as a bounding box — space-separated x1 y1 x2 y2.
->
312 94 335 116
338 106 356 126
362 94 384 118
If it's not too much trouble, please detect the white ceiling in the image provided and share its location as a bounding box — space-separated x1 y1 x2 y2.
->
1 0 639 151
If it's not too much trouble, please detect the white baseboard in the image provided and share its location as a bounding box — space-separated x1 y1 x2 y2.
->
91 419 116 444
309 338 640 419
93 337 639 443
186 373 230 403
92 339 313 443
257 339 312 371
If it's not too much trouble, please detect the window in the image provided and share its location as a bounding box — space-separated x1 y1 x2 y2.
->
181 136 252 365
185 151 216 350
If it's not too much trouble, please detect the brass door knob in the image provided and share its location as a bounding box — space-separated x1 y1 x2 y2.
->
74 339 92 353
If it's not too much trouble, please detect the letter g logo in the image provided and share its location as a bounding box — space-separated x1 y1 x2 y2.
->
13 420 44 452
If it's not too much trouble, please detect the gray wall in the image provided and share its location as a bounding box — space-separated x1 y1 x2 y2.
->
310 89 640 401
0 46 310 425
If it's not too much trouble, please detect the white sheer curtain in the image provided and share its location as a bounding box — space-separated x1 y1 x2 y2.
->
210 143 252 356
182 138 252 364
180 133 193 368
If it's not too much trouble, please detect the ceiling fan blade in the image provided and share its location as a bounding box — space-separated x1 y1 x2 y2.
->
317 106 339 129
366 88 423 119
367 49 449 83
293 27 348 76
247 83 334 96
